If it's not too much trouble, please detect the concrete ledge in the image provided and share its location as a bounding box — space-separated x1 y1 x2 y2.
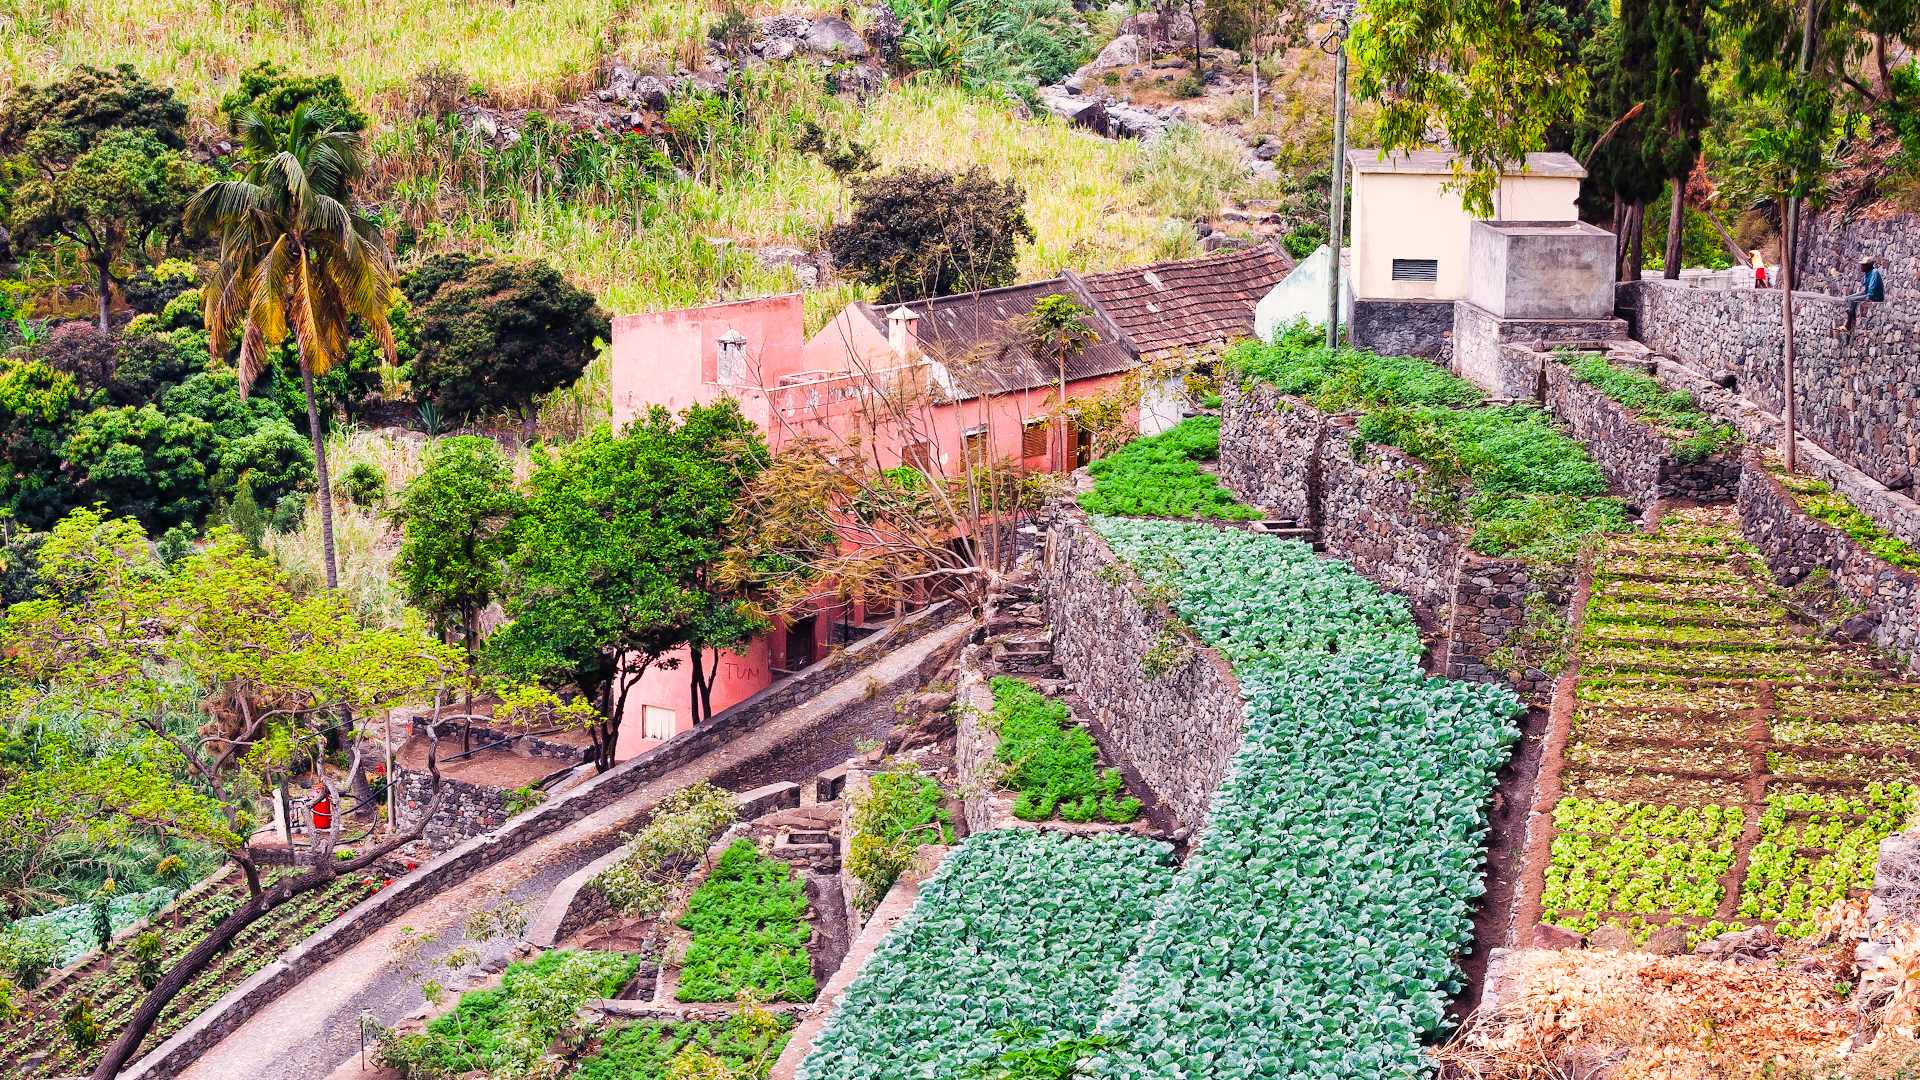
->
767 845 952 1080
739 781 801 820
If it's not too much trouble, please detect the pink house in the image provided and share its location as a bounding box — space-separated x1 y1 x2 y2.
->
603 242 1294 759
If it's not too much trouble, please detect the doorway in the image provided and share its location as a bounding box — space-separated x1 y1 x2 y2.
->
785 616 817 672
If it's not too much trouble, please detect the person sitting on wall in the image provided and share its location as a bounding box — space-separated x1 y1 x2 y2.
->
1842 257 1886 336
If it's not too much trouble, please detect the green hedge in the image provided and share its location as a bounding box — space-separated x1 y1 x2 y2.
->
1078 416 1259 520
676 839 816 1003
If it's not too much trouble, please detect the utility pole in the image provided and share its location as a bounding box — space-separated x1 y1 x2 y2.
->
1324 19 1349 349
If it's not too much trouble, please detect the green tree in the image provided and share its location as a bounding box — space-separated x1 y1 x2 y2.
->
488 401 766 769
186 104 399 592
0 509 466 1080
1648 0 1713 278
825 167 1035 303
1574 0 1667 280
1023 295 1097 473
404 255 610 441
61 404 219 532
1351 0 1591 216
6 130 202 331
392 436 522 704
0 359 80 527
0 63 188 163
218 61 371 133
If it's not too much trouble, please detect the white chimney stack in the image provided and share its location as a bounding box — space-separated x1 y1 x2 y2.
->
886 306 920 359
715 328 747 385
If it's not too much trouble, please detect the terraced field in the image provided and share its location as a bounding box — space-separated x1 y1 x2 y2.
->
1538 505 1918 943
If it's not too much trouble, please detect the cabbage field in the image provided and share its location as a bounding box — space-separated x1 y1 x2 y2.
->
1091 520 1521 1079
798 520 1521 1080
798 830 1176 1080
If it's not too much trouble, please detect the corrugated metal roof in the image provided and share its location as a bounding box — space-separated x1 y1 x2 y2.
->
899 280 1139 398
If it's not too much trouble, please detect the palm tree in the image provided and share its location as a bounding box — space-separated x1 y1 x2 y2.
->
186 104 398 589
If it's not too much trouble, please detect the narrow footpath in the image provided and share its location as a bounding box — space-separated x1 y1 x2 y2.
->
171 620 971 1080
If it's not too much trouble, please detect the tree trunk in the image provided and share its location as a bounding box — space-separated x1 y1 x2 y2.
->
1614 200 1628 282
96 258 112 332
521 396 538 444
1627 201 1647 281
300 352 340 591
87 790 446 1080
1705 208 1751 266
1664 174 1687 280
348 710 377 823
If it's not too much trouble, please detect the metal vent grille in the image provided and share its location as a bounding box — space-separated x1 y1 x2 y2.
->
1392 258 1439 281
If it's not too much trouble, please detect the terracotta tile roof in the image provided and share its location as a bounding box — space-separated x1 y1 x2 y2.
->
871 281 1139 398
1071 241 1293 355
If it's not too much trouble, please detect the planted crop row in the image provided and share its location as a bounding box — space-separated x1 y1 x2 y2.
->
0 869 378 1076
1563 351 1738 462
1090 520 1520 1080
1079 416 1260 521
991 676 1139 823
799 830 1176 1080
676 839 815 1004
1543 505 1920 946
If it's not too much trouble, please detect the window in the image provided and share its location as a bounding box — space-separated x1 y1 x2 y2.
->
1391 258 1439 281
902 442 935 471
962 425 990 463
1022 420 1050 459
642 705 677 741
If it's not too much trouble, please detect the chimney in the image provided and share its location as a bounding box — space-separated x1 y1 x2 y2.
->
886 306 920 360
715 329 747 385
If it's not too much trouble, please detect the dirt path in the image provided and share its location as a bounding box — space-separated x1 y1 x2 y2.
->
172 620 970 1080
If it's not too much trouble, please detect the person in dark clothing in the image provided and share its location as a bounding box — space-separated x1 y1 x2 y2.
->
1844 258 1886 335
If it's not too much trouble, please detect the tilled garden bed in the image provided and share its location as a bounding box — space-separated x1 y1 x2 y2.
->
0 866 384 1077
1518 504 1920 948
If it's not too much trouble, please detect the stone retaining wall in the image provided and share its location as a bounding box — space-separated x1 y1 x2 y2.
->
1218 392 1568 701
1737 453 1920 669
1038 505 1246 832
122 599 968 1080
1216 381 1323 524
1541 354 1743 511
396 771 514 847
1624 277 1920 491
1798 211 1920 295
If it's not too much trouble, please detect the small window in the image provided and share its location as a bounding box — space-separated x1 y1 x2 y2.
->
901 442 935 471
1392 258 1439 281
641 705 676 741
1022 420 1050 459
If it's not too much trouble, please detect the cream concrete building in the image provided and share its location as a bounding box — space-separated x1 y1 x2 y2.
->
1347 149 1586 303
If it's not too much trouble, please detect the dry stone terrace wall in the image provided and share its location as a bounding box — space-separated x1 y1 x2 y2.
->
1624 278 1920 491
1739 454 1920 669
1215 390 1566 701
1036 504 1246 832
1798 210 1920 295
1216 381 1322 524
1541 354 1742 511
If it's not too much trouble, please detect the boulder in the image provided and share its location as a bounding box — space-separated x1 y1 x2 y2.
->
1692 926 1785 962
866 4 903 48
1642 925 1690 956
1088 33 1144 70
754 246 820 288
804 17 869 57
831 63 886 96
1532 923 1586 951
685 71 727 94
759 36 800 61
757 13 812 38
1587 925 1635 952
629 75 670 111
